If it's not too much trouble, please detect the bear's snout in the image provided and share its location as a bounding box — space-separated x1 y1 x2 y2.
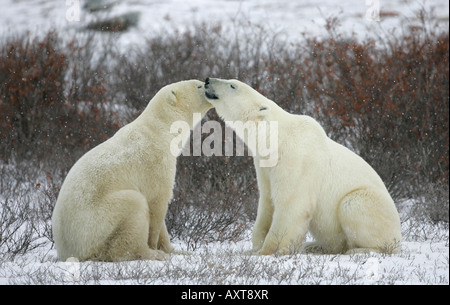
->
204 77 219 100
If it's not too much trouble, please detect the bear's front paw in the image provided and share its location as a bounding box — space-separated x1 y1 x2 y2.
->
301 242 326 254
170 249 192 255
244 249 261 256
147 249 170 261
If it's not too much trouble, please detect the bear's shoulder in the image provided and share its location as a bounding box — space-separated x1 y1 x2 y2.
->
290 114 327 136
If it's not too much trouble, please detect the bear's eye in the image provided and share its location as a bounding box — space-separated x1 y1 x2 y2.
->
230 84 236 89
197 85 202 88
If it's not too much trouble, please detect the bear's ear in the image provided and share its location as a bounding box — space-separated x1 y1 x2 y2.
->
168 90 178 106
255 105 270 120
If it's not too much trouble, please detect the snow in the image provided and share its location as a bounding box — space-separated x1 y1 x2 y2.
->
0 0 448 285
0 227 448 285
1 0 449 46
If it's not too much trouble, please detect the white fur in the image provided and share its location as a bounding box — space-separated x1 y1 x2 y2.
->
52 80 212 261
205 78 402 255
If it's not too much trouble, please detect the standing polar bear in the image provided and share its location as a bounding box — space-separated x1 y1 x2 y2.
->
52 80 212 261
204 78 402 255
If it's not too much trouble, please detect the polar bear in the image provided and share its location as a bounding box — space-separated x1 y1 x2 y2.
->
52 80 212 261
204 77 402 255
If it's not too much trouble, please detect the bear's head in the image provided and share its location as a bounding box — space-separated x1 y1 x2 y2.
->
204 78 271 122
160 79 213 128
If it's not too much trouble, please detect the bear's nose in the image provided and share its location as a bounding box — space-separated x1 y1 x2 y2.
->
205 77 210 88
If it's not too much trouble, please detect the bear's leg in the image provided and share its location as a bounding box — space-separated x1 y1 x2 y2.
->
338 189 402 254
259 202 312 255
157 221 174 253
147 193 172 250
252 169 274 252
94 190 168 261
252 198 274 252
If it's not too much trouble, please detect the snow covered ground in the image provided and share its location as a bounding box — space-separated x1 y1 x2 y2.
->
0 185 448 285
0 224 448 285
0 0 448 286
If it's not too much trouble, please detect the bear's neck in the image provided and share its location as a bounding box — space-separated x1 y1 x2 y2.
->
139 98 182 125
134 103 195 156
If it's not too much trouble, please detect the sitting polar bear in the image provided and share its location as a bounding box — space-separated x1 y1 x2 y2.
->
204 77 402 255
52 80 212 261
